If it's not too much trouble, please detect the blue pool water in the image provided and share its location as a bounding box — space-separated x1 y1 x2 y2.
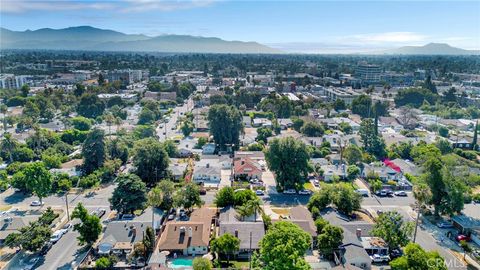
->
169 258 194 269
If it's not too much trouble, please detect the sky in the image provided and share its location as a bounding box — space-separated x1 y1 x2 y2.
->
1 0 480 53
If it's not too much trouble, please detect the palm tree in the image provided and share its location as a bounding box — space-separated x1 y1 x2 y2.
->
236 205 253 221
1 133 16 163
246 197 264 222
147 187 163 246
104 113 115 139
0 105 8 132
412 183 432 243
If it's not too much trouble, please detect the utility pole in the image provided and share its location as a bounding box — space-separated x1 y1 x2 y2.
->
248 231 252 269
65 193 70 221
413 204 420 243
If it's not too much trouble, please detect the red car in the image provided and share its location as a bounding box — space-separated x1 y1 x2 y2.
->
456 234 471 242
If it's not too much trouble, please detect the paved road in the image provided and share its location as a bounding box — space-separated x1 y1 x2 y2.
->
156 97 193 142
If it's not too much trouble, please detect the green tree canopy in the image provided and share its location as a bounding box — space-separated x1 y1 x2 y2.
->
133 138 170 186
259 221 312 270
24 162 52 203
207 104 243 150
109 174 148 214
82 128 106 174
372 211 414 249
390 243 447 270
265 136 310 190
77 93 105 119
71 203 102 245
211 233 240 264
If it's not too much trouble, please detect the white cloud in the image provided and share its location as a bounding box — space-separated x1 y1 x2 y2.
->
348 32 428 44
1 0 215 13
1 0 114 13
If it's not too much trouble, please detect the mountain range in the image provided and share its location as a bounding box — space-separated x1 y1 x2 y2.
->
379 43 479 55
0 26 281 54
1 26 478 55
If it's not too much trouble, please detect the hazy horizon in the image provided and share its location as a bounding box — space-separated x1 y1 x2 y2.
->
2 0 480 53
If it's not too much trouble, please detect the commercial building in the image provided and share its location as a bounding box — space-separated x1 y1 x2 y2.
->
0 74 28 89
357 63 382 84
324 87 360 105
107 69 143 84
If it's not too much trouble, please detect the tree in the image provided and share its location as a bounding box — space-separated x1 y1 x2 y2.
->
96 257 113 269
300 122 324 137
143 226 155 256
24 162 52 204
162 140 178 158
343 145 363 165
307 185 333 212
333 99 346 111
438 126 449 138
259 221 312 270
351 94 373 118
82 128 106 174
148 186 163 208
346 165 360 180
292 117 304 131
214 187 235 207
181 120 194 137
460 240 472 260
109 174 147 214
174 183 203 211
394 88 437 107
211 233 240 265
372 211 414 249
245 197 263 221
208 104 243 150
77 93 105 119
359 118 386 158
317 224 343 257
5 222 51 252
71 203 102 245
423 74 437 94
192 257 213 270
472 120 478 150
156 180 175 210
332 183 362 216
390 243 447 270
70 116 93 131
138 108 156 125
422 155 445 216
133 138 170 186
256 126 273 143
265 137 310 190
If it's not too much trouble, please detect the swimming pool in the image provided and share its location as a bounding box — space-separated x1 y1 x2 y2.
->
169 258 194 269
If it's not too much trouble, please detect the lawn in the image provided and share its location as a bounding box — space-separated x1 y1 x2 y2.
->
0 205 11 212
271 208 290 216
303 182 315 191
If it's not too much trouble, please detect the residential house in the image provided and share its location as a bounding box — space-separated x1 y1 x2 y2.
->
362 163 401 182
97 221 151 256
360 237 389 256
193 159 221 183
202 155 232 169
252 118 272 128
218 207 265 258
243 116 252 128
321 164 347 182
0 215 38 245
202 143 216 155
278 118 293 130
289 206 317 249
234 151 266 170
169 161 187 181
158 207 215 256
233 157 263 181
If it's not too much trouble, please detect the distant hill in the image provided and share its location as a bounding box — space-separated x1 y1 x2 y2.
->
380 43 479 55
0 26 281 54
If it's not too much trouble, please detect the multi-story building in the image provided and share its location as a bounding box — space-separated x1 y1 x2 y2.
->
0 74 28 89
324 87 360 105
357 63 382 84
106 69 143 84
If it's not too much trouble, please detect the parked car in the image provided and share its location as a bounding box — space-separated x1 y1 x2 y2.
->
255 190 265 196
62 223 73 231
386 190 394 197
313 180 320 187
167 214 175 221
39 242 53 255
92 208 106 218
199 188 207 195
50 231 63 243
298 189 312 195
355 189 369 197
120 214 134 220
283 189 296 195
394 191 407 197
370 254 390 263
437 221 454 228
456 234 472 242
30 200 44 206
390 248 403 259
20 257 40 270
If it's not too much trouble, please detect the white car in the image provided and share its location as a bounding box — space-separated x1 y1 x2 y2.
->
255 190 265 196
394 191 407 197
50 231 63 243
298 189 312 195
370 254 390 263
30 200 44 206
62 223 73 231
283 189 297 195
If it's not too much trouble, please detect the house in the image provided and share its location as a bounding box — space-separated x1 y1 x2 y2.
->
243 116 252 128
278 118 293 130
362 163 401 182
177 148 193 158
234 151 266 170
193 159 221 183
233 157 263 181
202 143 216 155
169 161 187 181
252 118 272 128
0 215 38 245
97 221 151 256
338 234 372 270
360 237 389 256
218 207 265 258
158 207 215 256
390 159 420 176
202 155 232 169
322 164 347 181
289 206 317 249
